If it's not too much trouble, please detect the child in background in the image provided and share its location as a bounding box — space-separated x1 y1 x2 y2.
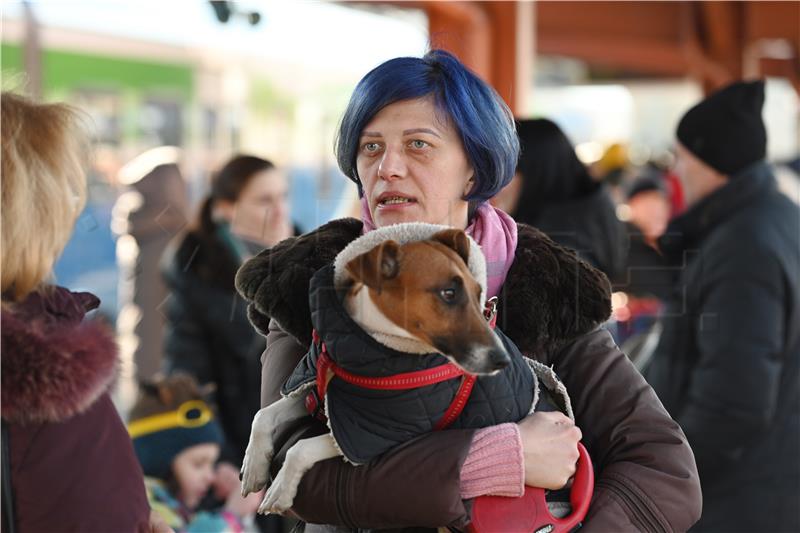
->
128 373 261 532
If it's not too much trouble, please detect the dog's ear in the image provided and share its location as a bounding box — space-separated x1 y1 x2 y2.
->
345 240 401 291
432 229 470 266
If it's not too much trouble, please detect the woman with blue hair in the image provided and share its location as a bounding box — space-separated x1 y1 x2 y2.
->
236 50 700 531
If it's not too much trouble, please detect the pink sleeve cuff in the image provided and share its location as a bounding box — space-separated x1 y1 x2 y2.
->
460 423 525 499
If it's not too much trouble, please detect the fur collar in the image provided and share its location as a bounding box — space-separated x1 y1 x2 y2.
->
236 218 611 360
1 287 119 424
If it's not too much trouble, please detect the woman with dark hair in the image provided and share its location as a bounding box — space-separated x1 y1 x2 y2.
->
236 50 700 531
494 119 626 280
162 154 292 469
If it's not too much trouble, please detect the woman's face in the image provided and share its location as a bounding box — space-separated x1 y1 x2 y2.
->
172 443 219 509
228 169 291 247
356 97 474 229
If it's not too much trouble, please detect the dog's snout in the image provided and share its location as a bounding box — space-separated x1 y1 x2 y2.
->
458 343 512 375
488 347 511 371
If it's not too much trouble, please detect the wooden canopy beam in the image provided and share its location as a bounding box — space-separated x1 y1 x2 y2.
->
350 1 800 98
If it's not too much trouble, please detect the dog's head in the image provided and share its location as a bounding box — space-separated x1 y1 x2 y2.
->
344 229 510 375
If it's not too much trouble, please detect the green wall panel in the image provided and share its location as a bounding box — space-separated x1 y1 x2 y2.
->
1 43 23 72
1 43 192 97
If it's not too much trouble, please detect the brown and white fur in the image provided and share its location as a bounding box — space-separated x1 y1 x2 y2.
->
240 224 509 514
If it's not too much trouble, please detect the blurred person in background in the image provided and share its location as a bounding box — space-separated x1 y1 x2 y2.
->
612 171 673 360
592 142 630 188
646 80 800 532
492 118 626 281
617 170 674 302
114 147 189 381
1 92 151 531
161 155 292 532
129 373 261 532
625 171 671 252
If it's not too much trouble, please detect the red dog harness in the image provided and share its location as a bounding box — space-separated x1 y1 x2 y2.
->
305 297 498 430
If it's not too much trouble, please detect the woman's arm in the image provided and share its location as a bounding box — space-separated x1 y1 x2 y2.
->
552 328 702 532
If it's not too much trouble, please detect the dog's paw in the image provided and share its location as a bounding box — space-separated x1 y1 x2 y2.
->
240 444 273 497
258 465 300 515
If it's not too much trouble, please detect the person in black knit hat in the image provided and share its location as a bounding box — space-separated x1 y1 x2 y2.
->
676 79 767 176
645 80 800 532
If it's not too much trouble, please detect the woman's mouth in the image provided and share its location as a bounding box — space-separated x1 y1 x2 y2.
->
380 196 412 206
376 194 417 209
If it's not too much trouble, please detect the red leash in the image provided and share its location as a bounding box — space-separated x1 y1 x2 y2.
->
468 443 594 533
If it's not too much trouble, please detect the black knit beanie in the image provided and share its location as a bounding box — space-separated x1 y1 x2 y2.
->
676 80 766 175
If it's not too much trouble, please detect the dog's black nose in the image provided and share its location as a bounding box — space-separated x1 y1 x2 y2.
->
488 348 511 370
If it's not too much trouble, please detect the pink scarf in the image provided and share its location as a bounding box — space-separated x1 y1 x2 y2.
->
360 198 517 298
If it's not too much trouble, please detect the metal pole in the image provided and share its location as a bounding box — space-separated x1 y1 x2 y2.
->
22 0 42 100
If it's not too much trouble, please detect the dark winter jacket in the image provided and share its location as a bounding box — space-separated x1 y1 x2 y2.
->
1 287 150 532
614 222 674 300
647 162 800 532
519 185 627 281
162 230 264 465
281 264 537 464
237 219 702 532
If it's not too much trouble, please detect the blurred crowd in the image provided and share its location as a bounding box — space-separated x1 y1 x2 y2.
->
2 64 799 533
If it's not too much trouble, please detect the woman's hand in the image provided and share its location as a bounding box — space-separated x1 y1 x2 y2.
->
518 411 582 489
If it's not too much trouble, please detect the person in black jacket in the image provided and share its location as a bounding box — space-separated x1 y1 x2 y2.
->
162 155 292 467
646 80 800 532
493 118 626 280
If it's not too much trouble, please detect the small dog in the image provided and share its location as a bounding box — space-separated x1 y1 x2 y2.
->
241 225 561 514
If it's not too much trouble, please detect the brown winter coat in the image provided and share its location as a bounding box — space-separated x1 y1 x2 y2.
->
236 219 702 532
1 287 150 533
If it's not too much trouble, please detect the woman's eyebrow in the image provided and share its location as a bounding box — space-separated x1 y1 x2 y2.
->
403 128 441 138
361 131 382 138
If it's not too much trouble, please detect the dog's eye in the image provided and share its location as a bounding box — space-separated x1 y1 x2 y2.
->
439 288 456 303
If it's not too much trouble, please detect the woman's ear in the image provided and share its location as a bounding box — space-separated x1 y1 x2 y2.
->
463 174 476 197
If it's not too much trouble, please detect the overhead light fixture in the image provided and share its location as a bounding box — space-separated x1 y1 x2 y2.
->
209 1 261 26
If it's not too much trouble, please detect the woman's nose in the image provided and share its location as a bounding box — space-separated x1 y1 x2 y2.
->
378 147 406 181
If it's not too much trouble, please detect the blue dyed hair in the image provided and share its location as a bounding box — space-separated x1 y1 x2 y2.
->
335 49 519 203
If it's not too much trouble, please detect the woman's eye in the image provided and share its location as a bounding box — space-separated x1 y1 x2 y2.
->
362 142 380 153
410 140 428 149
439 288 456 302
